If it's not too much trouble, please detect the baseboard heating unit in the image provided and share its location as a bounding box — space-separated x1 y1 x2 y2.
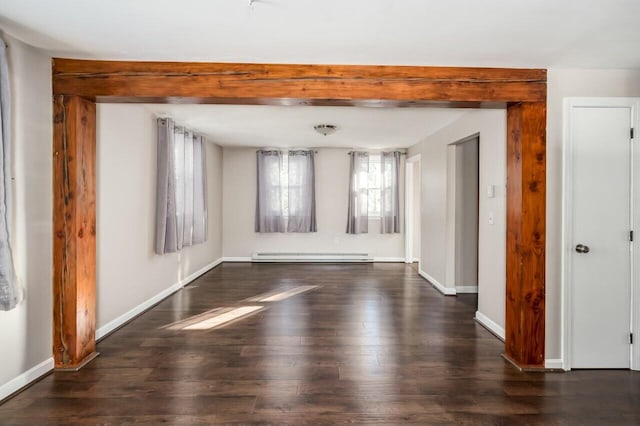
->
251 252 373 263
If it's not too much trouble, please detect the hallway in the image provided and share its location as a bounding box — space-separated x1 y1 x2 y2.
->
1 263 638 425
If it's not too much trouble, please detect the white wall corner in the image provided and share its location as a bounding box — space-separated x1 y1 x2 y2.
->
222 256 253 262
96 257 223 340
96 281 182 341
0 358 54 402
419 268 456 295
474 311 505 341
455 286 478 294
178 257 223 287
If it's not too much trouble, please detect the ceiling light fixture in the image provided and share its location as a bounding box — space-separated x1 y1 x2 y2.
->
314 124 338 136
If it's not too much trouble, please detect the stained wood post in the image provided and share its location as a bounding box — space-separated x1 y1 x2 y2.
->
53 95 98 370
505 101 546 368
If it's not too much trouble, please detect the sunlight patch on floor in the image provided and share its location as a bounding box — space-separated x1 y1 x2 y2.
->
245 285 320 302
164 285 320 331
163 306 262 330
182 306 264 330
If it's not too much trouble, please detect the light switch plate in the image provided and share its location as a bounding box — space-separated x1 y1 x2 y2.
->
487 184 495 198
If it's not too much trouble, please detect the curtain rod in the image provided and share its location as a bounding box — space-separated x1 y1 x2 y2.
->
157 116 208 138
259 149 318 153
347 151 407 155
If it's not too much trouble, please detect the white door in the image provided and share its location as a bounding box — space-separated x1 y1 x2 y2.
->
569 106 633 369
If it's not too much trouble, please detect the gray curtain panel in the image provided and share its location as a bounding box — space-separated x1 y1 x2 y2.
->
155 119 208 254
0 38 17 311
183 130 195 246
381 151 401 233
287 150 317 233
174 126 186 250
255 150 286 232
346 151 369 234
155 118 178 254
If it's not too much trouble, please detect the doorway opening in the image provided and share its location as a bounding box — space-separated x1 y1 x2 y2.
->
405 154 421 267
446 134 480 295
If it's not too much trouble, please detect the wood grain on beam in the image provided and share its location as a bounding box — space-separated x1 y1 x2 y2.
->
53 95 98 369
505 101 546 368
52 59 546 104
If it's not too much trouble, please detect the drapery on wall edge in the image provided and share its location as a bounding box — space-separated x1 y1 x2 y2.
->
0 35 18 311
155 117 208 254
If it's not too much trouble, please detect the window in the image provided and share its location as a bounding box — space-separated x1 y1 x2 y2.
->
347 151 401 233
256 149 316 233
270 153 307 218
368 154 382 217
280 153 290 217
173 129 206 246
155 119 207 254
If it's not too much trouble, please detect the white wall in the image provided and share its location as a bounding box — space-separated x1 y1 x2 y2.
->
222 147 405 259
96 104 223 333
408 110 507 331
545 69 640 361
0 34 53 399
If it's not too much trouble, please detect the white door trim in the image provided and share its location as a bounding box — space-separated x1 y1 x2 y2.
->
562 97 639 371
405 154 421 265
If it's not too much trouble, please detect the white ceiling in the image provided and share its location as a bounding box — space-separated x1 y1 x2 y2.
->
1 0 639 68
139 104 468 149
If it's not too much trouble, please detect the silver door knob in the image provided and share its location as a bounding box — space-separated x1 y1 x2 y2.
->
575 244 590 254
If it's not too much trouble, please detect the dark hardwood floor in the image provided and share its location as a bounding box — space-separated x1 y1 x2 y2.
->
1 263 639 425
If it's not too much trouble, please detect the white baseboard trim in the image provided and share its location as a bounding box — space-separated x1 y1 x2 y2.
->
456 286 478 294
418 268 456 295
0 257 226 403
373 257 405 262
544 359 565 370
0 357 53 402
223 256 407 263
413 257 420 263
474 311 505 341
96 257 223 341
95 281 182 341
222 256 253 262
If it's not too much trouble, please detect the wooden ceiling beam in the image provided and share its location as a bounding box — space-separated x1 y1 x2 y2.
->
52 59 546 104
